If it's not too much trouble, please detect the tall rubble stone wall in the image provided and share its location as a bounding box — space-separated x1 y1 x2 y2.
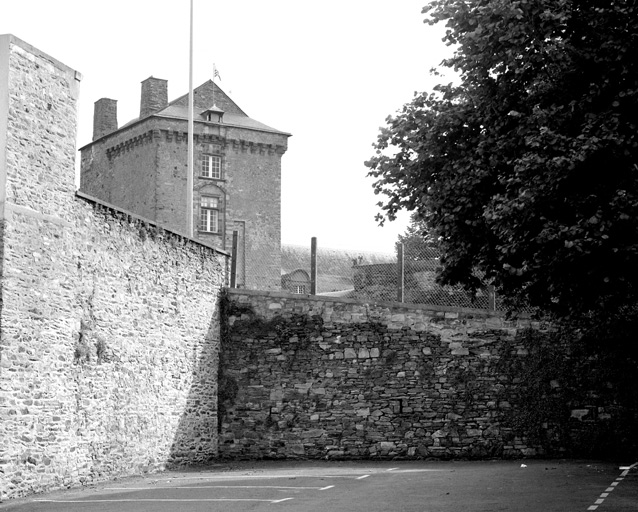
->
220 289 543 459
0 35 227 500
220 289 622 461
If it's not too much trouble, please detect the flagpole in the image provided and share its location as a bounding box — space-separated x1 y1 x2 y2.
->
186 0 194 237
213 62 217 107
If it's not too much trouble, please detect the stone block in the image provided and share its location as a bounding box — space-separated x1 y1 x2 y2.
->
570 409 590 421
344 348 357 359
270 389 284 401
302 429 326 439
288 444 305 455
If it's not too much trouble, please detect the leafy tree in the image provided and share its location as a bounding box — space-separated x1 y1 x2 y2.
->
366 0 638 321
396 213 440 261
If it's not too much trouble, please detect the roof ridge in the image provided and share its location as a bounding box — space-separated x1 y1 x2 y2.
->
167 79 249 117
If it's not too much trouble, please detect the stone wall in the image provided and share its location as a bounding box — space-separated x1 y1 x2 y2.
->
0 35 227 500
219 289 541 459
219 289 628 461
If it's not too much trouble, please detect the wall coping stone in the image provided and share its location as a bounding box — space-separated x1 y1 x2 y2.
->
76 190 230 256
225 287 531 319
0 33 83 82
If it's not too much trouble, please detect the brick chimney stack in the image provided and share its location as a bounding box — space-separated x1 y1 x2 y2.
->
140 77 168 118
92 98 118 141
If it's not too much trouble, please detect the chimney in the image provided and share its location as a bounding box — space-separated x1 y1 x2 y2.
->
140 77 168 118
92 98 118 141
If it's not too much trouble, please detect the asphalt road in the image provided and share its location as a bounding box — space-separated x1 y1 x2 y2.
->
1 459 636 512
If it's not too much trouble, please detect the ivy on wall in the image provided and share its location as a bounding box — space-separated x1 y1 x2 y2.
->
497 327 638 459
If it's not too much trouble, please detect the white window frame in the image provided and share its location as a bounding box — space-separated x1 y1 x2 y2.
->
293 285 306 294
200 196 220 233
201 155 222 179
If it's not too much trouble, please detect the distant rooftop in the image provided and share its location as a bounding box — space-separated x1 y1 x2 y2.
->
281 243 395 294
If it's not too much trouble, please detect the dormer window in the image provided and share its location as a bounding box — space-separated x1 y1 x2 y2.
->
202 105 224 123
205 112 223 122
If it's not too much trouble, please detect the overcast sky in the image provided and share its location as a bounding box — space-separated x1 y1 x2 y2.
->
2 1 451 253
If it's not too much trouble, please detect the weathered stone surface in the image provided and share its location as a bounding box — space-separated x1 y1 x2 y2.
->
344 348 357 359
219 289 545 461
0 36 227 501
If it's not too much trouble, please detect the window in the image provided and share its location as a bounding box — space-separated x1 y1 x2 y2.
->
293 285 306 294
201 155 222 179
200 196 220 233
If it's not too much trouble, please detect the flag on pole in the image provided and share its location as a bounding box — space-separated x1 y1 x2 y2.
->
213 64 221 81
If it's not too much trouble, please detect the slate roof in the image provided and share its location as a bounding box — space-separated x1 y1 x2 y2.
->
85 80 289 149
154 104 288 135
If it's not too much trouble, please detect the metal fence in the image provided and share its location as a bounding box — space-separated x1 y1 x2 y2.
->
230 236 526 313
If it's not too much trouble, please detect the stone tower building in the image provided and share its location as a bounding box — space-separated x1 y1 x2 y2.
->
80 78 290 290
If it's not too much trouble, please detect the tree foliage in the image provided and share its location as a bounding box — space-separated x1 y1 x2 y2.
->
396 213 440 261
367 0 638 320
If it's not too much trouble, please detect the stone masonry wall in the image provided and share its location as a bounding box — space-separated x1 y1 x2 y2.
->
220 289 624 461
220 289 546 460
0 36 227 500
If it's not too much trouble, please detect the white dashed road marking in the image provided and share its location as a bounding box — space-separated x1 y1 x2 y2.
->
105 485 330 490
587 461 637 510
156 473 365 480
34 471 353 507
35 498 288 504
385 469 449 473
